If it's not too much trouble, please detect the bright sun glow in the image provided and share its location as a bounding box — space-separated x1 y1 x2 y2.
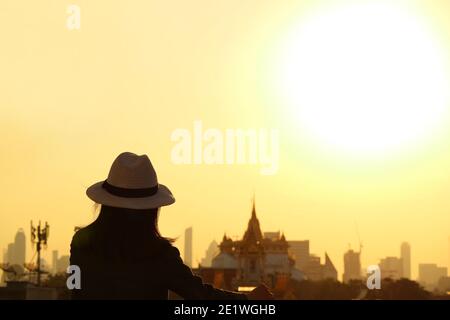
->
277 3 449 156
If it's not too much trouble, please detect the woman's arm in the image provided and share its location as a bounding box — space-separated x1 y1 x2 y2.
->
166 246 247 300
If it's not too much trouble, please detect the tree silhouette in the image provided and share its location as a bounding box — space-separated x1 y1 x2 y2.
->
365 278 431 300
286 278 431 300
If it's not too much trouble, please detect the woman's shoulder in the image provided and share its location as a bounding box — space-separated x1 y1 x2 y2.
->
153 239 182 259
70 223 96 249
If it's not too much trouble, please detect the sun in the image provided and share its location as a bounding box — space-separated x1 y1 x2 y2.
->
276 3 449 156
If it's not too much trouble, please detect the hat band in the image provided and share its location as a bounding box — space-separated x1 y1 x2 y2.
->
102 180 159 198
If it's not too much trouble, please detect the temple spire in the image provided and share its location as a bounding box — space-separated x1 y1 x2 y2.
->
243 194 263 242
251 194 256 219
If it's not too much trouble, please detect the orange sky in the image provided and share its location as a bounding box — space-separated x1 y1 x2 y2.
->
1 0 450 280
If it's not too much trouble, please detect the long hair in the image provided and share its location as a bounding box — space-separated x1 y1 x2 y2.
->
97 205 165 236
90 205 173 261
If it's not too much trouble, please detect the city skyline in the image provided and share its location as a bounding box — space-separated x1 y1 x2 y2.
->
1 211 449 283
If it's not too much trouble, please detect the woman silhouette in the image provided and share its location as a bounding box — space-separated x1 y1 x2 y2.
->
70 152 272 299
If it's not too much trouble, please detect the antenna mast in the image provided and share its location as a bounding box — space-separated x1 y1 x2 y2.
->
30 220 49 286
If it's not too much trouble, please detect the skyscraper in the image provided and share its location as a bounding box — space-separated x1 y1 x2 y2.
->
200 240 219 267
184 227 193 268
13 229 26 267
5 229 26 266
52 250 59 274
400 242 411 279
57 255 70 273
418 263 448 290
343 249 361 283
0 248 7 285
288 240 310 271
379 257 403 279
6 243 14 264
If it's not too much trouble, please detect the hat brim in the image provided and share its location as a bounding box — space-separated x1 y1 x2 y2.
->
86 181 175 210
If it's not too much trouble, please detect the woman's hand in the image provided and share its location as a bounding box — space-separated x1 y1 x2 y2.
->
247 284 274 300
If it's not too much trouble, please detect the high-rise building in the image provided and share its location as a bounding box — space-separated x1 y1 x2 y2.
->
0 248 7 285
302 255 321 280
4 229 26 267
299 254 339 281
288 240 337 281
200 240 219 267
288 240 310 271
184 227 193 268
13 229 26 267
379 257 403 280
343 249 361 283
49 252 70 274
6 243 14 264
52 250 59 274
400 242 411 279
57 255 70 273
1 230 26 285
418 263 448 290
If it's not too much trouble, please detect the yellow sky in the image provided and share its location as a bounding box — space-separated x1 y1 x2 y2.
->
1 0 450 280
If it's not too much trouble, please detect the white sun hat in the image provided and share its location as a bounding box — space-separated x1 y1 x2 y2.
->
86 152 175 209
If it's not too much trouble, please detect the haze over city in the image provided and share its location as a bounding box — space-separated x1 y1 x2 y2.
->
1 0 450 284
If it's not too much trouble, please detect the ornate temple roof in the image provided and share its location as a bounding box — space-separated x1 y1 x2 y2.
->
242 199 263 243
